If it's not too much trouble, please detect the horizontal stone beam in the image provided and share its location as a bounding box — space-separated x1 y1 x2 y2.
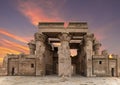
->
39 22 64 28
38 22 88 28
38 28 88 33
49 37 83 41
50 40 81 43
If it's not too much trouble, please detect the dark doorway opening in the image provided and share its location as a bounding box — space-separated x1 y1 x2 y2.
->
12 67 15 75
31 63 34 68
53 47 58 75
111 68 114 77
71 55 80 76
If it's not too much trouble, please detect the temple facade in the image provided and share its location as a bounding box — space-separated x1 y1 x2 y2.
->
0 22 120 77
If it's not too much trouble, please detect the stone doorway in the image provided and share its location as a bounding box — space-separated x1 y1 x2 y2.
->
8 59 19 76
111 68 115 77
12 67 15 75
71 55 80 76
53 47 58 75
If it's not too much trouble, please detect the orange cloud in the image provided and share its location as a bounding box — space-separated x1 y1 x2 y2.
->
0 39 29 63
0 38 29 63
0 47 20 56
0 29 28 43
0 46 21 62
0 58 3 63
17 0 63 25
1 39 29 53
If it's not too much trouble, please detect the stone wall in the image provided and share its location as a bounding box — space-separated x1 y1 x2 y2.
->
8 58 19 75
109 59 117 77
19 58 36 76
3 54 36 76
92 58 107 76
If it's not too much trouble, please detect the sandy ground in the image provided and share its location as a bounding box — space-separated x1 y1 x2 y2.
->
0 76 120 85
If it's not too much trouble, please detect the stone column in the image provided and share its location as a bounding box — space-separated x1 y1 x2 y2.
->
84 33 94 77
58 33 72 77
102 50 109 76
34 32 47 76
28 40 36 55
93 40 101 55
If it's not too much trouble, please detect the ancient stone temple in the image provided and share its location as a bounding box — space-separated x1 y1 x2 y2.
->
0 22 120 77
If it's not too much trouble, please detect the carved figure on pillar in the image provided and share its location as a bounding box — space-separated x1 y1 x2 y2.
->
28 40 36 55
58 33 72 77
34 32 47 76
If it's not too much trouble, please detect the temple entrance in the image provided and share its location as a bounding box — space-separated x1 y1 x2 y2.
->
12 67 15 75
53 47 58 75
71 58 80 75
109 60 117 77
111 68 114 77
8 59 19 76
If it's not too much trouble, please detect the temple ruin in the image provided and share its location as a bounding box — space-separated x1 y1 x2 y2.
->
0 22 120 77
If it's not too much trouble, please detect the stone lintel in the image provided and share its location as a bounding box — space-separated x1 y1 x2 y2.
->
38 28 88 33
68 22 87 26
38 22 88 29
92 55 107 59
38 22 64 28
49 38 81 43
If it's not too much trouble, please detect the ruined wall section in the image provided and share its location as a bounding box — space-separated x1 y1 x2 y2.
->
18 55 36 76
92 56 108 76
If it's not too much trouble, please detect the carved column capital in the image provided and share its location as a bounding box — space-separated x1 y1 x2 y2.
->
83 33 94 46
28 40 36 49
28 40 36 55
34 32 47 42
93 42 101 50
83 33 94 42
58 33 72 42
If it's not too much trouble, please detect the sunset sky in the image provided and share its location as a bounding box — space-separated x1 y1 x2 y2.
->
0 0 120 63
